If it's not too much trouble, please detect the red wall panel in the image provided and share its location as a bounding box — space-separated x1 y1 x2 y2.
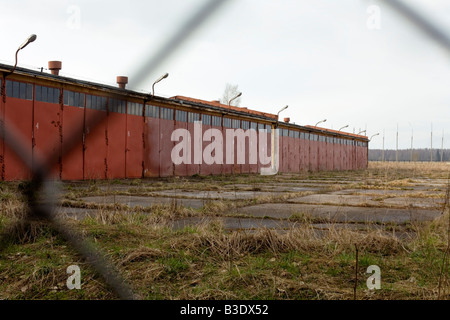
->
84 109 107 179
126 113 144 178
107 111 126 179
33 100 62 179
4 97 33 180
61 105 84 180
318 139 327 171
160 118 174 177
186 121 199 176
143 116 160 177
173 120 187 177
222 127 233 175
200 122 213 176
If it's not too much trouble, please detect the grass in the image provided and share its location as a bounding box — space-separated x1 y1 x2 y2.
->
0 162 449 299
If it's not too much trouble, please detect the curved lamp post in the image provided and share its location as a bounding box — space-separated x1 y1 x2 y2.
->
369 133 379 142
315 119 326 127
228 92 242 106
276 105 288 128
7 34 37 76
152 72 169 96
339 125 349 132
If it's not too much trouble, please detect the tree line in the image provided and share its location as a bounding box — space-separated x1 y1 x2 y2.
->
369 149 450 162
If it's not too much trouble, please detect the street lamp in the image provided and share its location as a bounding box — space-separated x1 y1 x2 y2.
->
276 105 288 128
7 34 37 76
315 119 326 127
338 125 349 131
152 72 169 96
228 92 242 106
369 133 379 141
357 130 366 135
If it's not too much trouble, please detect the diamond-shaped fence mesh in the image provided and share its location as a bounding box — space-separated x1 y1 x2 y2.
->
0 0 448 300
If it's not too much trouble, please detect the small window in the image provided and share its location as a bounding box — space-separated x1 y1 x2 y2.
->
241 120 249 130
188 112 200 123
36 85 59 104
212 115 222 127
145 105 159 118
250 122 257 130
175 110 187 122
110 99 127 114
160 107 173 120
258 123 265 131
86 94 106 111
6 80 33 100
223 118 232 128
126 100 144 117
232 119 240 129
202 114 211 125
266 124 272 133
63 90 85 108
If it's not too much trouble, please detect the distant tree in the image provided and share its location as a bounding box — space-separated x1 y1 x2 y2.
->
220 83 241 107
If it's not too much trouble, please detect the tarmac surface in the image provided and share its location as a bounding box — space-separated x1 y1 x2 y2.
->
59 174 447 233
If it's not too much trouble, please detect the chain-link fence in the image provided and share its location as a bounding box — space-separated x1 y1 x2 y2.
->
0 0 448 300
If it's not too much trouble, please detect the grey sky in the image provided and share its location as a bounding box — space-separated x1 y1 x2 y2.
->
0 0 449 150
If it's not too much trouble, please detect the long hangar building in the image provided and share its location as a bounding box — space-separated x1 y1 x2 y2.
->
0 62 368 181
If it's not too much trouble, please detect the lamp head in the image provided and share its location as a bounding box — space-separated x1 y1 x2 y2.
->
19 34 37 50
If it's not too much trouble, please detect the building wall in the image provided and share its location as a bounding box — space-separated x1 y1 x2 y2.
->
0 74 368 181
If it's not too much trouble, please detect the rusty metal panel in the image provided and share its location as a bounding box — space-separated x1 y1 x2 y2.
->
186 121 199 176
143 108 160 177
318 137 327 171
84 95 108 179
248 124 258 174
298 135 305 171
301 135 309 172
222 126 232 175
173 118 187 177
33 110 62 178
341 140 346 170
292 135 300 172
352 141 357 170
345 141 350 170
309 135 318 172
333 139 339 171
206 121 223 175
126 108 144 178
200 119 212 175
107 111 126 180
61 104 84 180
4 96 33 180
326 138 333 171
159 117 174 177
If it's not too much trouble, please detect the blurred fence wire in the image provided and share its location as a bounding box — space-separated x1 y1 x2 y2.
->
0 0 229 300
0 0 448 300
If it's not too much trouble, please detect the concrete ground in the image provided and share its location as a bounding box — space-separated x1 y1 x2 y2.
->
59 169 447 234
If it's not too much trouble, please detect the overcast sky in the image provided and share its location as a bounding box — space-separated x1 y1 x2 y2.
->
1 0 449 150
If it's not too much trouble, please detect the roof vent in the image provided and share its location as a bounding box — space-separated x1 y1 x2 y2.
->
48 61 62 75
116 76 128 89
284 117 290 123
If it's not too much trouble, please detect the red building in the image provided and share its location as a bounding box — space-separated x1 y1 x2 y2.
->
0 62 368 181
